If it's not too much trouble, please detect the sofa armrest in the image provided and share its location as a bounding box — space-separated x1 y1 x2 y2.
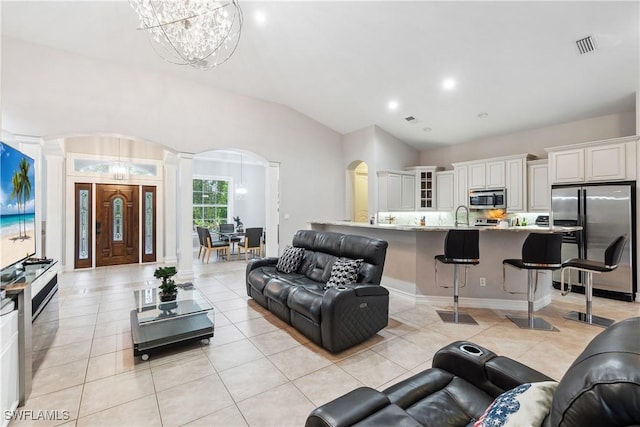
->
432 341 504 397
485 356 554 391
305 387 390 427
246 257 278 275
320 284 389 353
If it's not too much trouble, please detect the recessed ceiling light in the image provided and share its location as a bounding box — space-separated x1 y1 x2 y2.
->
388 100 399 111
254 10 267 25
423 127 432 132
477 112 489 118
442 78 456 90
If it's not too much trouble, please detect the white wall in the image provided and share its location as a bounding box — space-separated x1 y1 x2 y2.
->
1 37 345 249
342 125 419 218
192 157 266 230
419 111 636 167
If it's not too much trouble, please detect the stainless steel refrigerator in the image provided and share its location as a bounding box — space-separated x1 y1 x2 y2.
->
551 183 635 300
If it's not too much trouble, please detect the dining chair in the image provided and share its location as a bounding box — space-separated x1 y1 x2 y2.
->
239 227 263 261
201 228 230 263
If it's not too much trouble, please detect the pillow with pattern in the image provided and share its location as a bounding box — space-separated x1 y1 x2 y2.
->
473 381 558 427
324 257 363 290
276 245 305 274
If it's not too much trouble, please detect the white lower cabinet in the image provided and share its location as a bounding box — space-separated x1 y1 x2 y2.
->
1 311 19 427
436 171 454 211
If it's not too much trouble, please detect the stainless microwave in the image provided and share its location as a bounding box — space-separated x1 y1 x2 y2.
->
469 189 506 210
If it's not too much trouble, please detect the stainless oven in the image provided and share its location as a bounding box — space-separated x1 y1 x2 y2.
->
469 189 506 210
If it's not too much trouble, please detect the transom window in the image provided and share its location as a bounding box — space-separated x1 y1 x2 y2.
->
193 178 229 228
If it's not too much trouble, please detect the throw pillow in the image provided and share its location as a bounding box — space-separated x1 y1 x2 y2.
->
324 257 363 290
276 245 305 274
473 381 558 427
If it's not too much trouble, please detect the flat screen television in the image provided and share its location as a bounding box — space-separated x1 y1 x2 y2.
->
0 141 36 270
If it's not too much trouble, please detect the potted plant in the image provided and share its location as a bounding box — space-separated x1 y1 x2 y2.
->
154 266 178 301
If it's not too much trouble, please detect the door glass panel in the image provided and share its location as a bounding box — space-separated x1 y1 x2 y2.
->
113 197 124 241
144 191 153 255
79 189 89 259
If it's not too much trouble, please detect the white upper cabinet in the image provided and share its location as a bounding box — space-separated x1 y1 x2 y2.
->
505 158 525 212
486 160 506 189
546 136 637 184
436 171 455 211
528 159 549 212
454 165 469 208
377 170 415 212
468 163 486 189
586 143 626 181
405 166 440 211
549 149 584 183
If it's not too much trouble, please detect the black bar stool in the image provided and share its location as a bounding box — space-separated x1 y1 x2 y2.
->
435 229 480 325
560 235 627 328
503 233 562 331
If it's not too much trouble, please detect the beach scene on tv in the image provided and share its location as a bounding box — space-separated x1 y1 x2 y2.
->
0 142 36 269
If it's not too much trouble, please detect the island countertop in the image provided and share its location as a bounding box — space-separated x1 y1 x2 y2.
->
308 220 581 233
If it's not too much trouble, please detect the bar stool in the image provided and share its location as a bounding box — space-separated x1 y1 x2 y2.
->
560 235 627 328
435 229 480 325
503 233 562 331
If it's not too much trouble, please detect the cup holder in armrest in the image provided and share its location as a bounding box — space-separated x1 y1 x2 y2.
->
459 344 483 356
335 286 348 291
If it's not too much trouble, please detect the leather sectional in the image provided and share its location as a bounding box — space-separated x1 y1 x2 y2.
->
246 230 389 353
306 316 640 426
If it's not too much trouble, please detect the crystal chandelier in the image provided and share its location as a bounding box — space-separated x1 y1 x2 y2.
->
129 0 243 70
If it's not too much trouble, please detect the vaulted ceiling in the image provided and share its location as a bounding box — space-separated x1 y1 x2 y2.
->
2 1 638 150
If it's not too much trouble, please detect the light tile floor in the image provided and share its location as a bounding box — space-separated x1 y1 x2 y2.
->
12 258 640 426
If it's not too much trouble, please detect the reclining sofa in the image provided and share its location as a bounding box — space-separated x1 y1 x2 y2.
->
246 230 389 353
307 316 640 427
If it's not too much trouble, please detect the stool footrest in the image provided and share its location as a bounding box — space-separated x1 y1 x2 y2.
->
564 311 613 328
437 310 478 325
506 315 558 331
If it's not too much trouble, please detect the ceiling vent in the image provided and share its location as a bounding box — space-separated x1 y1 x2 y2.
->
576 36 598 55
404 116 417 122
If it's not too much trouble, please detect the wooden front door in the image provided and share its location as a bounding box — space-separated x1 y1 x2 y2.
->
95 184 139 266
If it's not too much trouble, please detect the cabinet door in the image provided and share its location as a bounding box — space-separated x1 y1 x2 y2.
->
505 159 524 212
528 162 549 211
436 172 454 211
468 163 486 189
486 161 506 189
550 149 584 183
454 166 469 207
401 174 415 210
586 143 626 181
417 169 435 210
387 173 402 211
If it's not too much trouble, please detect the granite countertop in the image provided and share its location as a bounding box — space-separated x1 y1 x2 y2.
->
309 220 582 233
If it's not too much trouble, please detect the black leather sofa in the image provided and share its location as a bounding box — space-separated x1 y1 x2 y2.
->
246 230 389 353
307 316 640 427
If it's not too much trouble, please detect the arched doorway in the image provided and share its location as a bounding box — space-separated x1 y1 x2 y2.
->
193 149 279 258
352 161 369 223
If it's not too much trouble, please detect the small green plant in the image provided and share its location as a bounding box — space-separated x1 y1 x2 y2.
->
154 266 177 296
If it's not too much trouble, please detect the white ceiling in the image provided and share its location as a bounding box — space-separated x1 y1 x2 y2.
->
2 1 638 150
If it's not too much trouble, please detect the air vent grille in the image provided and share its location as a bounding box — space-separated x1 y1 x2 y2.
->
404 116 416 122
576 36 597 55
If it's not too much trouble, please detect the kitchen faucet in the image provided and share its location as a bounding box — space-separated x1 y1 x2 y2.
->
455 205 470 227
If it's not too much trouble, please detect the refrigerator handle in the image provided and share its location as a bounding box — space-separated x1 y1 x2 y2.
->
579 188 587 258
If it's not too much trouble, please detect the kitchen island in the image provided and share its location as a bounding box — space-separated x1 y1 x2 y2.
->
309 221 581 311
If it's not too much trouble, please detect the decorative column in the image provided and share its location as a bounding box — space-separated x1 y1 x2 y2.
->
42 139 65 265
163 152 178 264
177 153 194 281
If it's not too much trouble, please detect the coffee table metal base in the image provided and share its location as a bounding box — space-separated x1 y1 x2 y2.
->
130 310 214 360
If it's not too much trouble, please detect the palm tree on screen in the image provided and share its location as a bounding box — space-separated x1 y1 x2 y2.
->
19 158 32 237
10 171 23 238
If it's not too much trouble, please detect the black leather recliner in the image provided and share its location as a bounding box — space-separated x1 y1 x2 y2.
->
246 230 389 353
307 316 640 426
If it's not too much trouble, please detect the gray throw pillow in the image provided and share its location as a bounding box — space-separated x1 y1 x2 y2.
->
276 245 305 274
324 258 363 290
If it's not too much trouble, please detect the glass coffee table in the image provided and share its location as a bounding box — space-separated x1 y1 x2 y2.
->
130 284 214 360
